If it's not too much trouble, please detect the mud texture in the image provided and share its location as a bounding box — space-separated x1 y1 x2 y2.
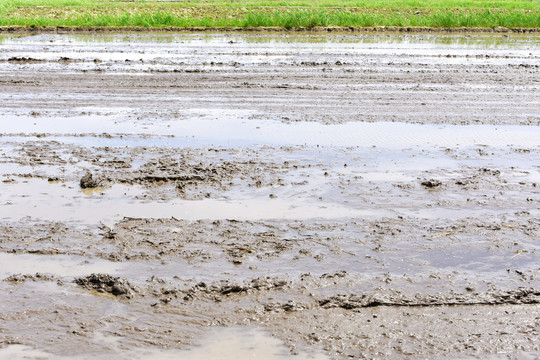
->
75 274 139 298
2 25 540 35
0 32 539 359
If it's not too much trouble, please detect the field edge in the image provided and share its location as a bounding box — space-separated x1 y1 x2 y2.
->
2 24 540 34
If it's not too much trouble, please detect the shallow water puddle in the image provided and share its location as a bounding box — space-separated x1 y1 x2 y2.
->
12 32 540 47
0 178 392 224
0 345 53 360
3 117 540 149
174 326 328 360
0 251 246 285
0 179 144 223
0 327 329 360
2 189 391 223
0 253 122 279
88 327 329 359
2 33 538 65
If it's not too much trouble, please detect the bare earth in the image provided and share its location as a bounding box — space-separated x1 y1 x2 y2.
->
0 32 539 359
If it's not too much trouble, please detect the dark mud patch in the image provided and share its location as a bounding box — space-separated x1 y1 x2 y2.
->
319 288 540 309
75 273 138 298
74 152 291 199
106 156 243 194
146 276 291 306
4 273 56 284
421 179 442 188
1 25 540 35
186 277 290 300
7 57 46 64
79 172 106 189
92 218 300 262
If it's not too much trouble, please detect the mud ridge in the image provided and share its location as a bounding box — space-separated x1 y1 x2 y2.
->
74 273 139 298
319 288 540 309
4 273 56 283
1 25 540 34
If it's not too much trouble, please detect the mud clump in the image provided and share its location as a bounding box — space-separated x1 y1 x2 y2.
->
263 300 308 313
76 155 271 199
480 168 501 176
7 57 44 63
79 172 106 189
318 288 540 309
183 276 290 301
126 157 243 198
4 273 56 283
421 179 442 188
75 273 138 298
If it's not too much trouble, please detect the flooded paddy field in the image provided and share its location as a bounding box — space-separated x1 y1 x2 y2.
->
0 32 539 359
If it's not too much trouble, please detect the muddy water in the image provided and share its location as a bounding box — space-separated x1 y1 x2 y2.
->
0 327 328 360
1 32 540 359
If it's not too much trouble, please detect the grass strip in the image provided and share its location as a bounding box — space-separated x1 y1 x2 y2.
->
1 0 539 10
0 0 538 29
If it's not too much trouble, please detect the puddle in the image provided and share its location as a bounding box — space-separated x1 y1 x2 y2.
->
9 33 540 48
170 119 540 149
0 177 396 224
0 180 391 224
0 253 122 279
0 179 144 224
174 326 328 360
2 32 538 140
2 33 538 63
0 327 329 360
2 118 540 149
0 345 53 360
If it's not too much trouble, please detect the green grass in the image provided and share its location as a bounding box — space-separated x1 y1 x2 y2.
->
0 0 538 29
1 0 539 10
241 9 539 28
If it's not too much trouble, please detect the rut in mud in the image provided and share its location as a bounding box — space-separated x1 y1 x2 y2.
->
0 32 539 359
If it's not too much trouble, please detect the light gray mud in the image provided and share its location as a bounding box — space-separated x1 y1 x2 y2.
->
0 33 539 359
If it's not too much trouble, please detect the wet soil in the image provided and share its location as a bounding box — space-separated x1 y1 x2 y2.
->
3 25 540 35
0 32 539 359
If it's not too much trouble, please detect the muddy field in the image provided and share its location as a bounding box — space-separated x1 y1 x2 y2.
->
0 32 539 359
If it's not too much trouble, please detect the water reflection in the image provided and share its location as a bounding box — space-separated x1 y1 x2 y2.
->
4 32 538 49
0 327 330 360
76 33 540 49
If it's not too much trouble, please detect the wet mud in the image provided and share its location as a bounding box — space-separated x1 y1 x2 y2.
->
2 25 540 35
0 32 539 359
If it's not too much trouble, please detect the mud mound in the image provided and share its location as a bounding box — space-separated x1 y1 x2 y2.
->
4 273 56 283
79 172 107 189
75 155 278 199
421 179 442 188
75 273 138 298
182 276 290 301
319 288 540 309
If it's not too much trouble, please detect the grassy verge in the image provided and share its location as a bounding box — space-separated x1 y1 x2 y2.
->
0 0 538 29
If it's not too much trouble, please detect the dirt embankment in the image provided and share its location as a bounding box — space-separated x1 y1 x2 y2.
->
2 25 540 34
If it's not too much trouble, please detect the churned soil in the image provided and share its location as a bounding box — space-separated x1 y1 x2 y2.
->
0 32 539 358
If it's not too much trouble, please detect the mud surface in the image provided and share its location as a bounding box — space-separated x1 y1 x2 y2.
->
0 33 539 359
3 25 540 36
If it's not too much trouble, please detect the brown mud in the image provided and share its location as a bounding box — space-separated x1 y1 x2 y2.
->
2 25 540 35
0 32 539 359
